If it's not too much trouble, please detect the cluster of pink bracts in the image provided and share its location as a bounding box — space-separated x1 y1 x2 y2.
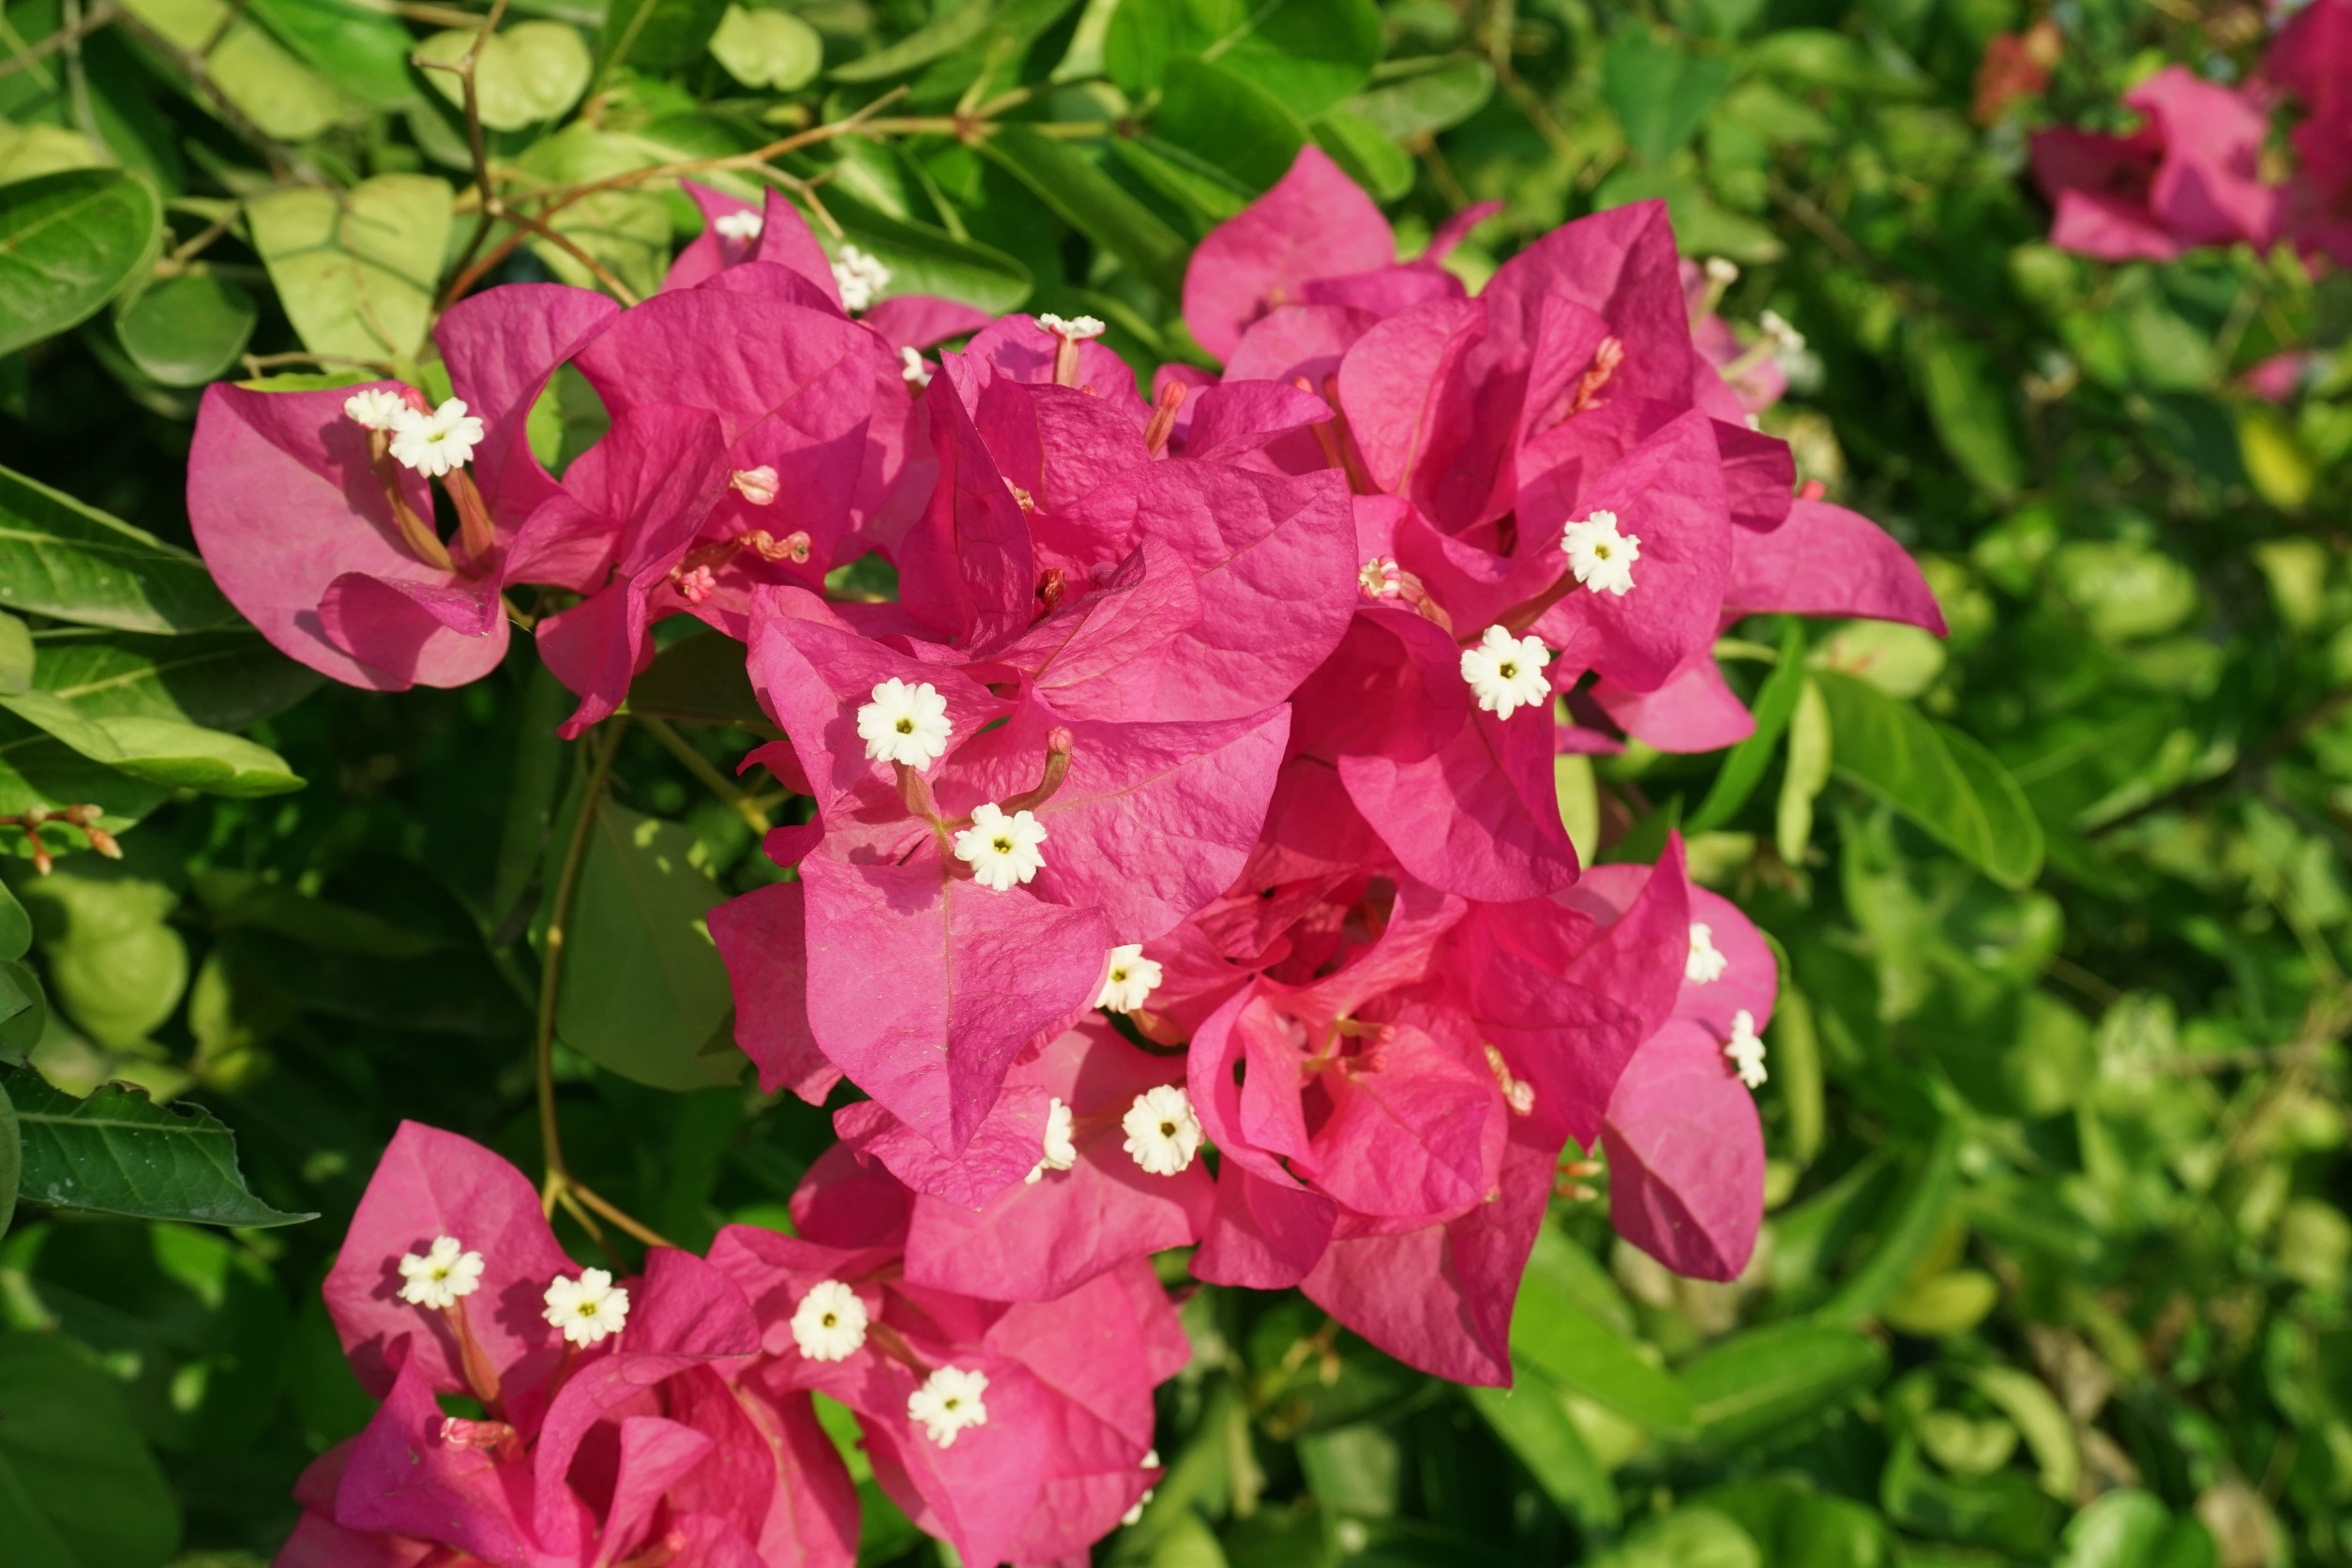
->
2029 0 2352 268
196 149 1945 1568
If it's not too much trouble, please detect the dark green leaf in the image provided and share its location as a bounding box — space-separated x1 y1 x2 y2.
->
113 271 258 387
0 1078 16 1236
1688 622 1805 833
983 126 1190 295
1466 1379 1621 1528
828 0 995 82
1814 671 2044 890
0 168 161 356
625 629 771 729
1681 1322 1888 1446
1210 0 1380 116
552 798 746 1092
598 0 730 74
1816 1119 1961 1325
0 464 236 634
0 1330 182 1568
1153 57 1308 193
1511 1283 1696 1434
0 959 51 1065
827 189 1033 312
249 0 419 108
1 1067 312 1226
27 628 319 729
1905 319 2024 502
1602 33 1733 165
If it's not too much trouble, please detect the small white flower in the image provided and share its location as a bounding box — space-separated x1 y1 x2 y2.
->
1704 257 1740 285
1025 1096 1078 1184
1095 945 1163 1014
1122 1447 1163 1525
1459 625 1552 720
1035 312 1106 340
1560 509 1639 597
908 1365 989 1447
1686 922 1728 985
542 1268 630 1348
1484 1044 1535 1117
344 388 409 431
714 208 764 243
397 1236 484 1309
1122 1084 1202 1176
899 345 932 387
1725 1008 1767 1090
831 244 892 312
1358 556 1403 600
953 802 1047 892
1758 309 1806 354
856 678 953 770
789 1280 869 1362
731 465 779 506
387 398 485 477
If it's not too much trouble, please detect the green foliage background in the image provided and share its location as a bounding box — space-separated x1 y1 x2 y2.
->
0 0 2349 1561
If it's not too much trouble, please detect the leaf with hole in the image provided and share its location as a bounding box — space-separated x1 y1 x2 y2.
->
0 168 161 356
1 1065 311 1226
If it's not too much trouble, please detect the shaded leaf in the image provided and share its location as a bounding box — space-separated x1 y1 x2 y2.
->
0 168 161 356
1681 1322 1888 1446
113 270 258 387
984 126 1190 295
0 1330 182 1567
27 628 319 729
0 689 304 796
1 1066 311 1226
0 464 236 634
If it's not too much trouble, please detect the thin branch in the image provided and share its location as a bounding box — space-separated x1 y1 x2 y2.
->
642 716 772 836
427 0 516 305
500 204 643 304
238 349 399 377
0 0 115 82
111 7 312 179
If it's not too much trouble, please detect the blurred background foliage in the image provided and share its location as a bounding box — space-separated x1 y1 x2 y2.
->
0 0 2348 1561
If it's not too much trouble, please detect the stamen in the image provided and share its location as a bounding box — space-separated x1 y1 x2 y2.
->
1142 379 1187 456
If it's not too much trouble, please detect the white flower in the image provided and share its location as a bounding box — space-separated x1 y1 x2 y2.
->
387 398 485 477
1759 309 1806 354
714 208 764 242
908 1365 989 1447
1686 922 1728 985
1025 1096 1078 1184
1122 1084 1202 1176
1095 945 1163 1013
831 244 891 312
542 1268 630 1348
397 1235 484 1309
900 345 932 387
856 678 953 770
953 802 1047 892
731 465 779 506
1560 509 1640 596
1704 257 1740 285
1459 625 1552 720
343 388 408 431
1123 1447 1163 1525
1725 1008 1767 1090
1036 312 1106 340
789 1280 868 1362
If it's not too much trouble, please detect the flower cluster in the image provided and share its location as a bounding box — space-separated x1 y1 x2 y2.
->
283 1123 1184 1568
207 151 1949 1566
2028 0 2352 268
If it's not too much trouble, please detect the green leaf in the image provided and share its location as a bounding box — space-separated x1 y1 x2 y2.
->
1681 1322 1888 1446
508 128 671 300
1813 671 2043 890
828 0 994 81
1905 319 2024 502
0 690 304 797
1968 1364 2080 1501
0 1078 16 1236
1208 0 1380 116
415 22 594 131
0 959 52 1065
624 626 771 729
1511 1286 1696 1435
1466 1380 1621 1528
0 1330 182 1568
248 0 420 109
247 174 451 363
2055 1490 2215 1568
1689 622 1805 833
708 3 822 89
1347 53 1494 141
1311 108 1411 201
1696 1479 1892 1568
1816 1119 1960 1325
0 168 161 356
1153 57 1307 193
0 123 108 185
1591 1508 1761 1568
826 189 1033 313
0 463 237 634
598 0 731 76
983 127 1189 296
0 878 32 962
113 271 257 387
552 799 745 1092
0 719 169 829
1602 32 1733 165
27 629 319 729
0 611 29 697
1775 674 1830 862
1 1067 311 1226
21 866 187 1046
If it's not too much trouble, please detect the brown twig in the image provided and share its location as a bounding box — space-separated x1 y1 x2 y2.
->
419 0 514 301
110 6 311 180
3 805 120 874
641 716 771 836
0 0 115 81
238 349 400 378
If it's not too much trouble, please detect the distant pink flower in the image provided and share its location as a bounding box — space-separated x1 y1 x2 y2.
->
2030 67 2283 261
2265 0 2352 265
